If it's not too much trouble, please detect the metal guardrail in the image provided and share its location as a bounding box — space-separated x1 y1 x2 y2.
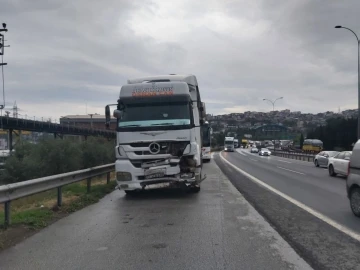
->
272 151 315 162
0 163 115 228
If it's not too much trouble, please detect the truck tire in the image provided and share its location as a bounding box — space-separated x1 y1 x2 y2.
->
189 184 200 193
125 190 137 196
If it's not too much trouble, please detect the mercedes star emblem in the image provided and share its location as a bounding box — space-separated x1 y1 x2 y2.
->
149 142 161 154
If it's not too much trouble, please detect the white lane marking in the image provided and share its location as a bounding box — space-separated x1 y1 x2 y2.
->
250 158 258 162
277 166 305 175
277 159 292 164
237 150 248 156
211 152 215 159
219 151 360 242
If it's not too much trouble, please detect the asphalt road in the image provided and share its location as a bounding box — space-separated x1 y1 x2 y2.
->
216 149 360 270
232 148 359 233
0 161 310 270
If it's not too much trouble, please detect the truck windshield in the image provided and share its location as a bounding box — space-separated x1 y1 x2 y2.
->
225 140 233 145
118 102 191 128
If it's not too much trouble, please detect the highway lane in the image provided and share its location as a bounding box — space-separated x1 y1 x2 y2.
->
228 148 359 233
215 151 360 270
239 149 348 199
0 161 310 270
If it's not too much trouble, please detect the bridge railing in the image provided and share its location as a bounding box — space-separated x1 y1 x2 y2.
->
0 116 116 138
0 163 115 228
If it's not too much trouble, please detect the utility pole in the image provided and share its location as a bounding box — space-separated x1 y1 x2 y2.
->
88 114 94 129
0 23 9 110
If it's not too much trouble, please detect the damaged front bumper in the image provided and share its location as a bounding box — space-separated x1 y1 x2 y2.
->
115 159 205 191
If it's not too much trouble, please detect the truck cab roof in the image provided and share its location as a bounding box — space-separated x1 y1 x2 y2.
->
127 74 198 87
127 74 201 104
119 81 190 99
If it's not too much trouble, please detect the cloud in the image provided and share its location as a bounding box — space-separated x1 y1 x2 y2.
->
0 0 359 121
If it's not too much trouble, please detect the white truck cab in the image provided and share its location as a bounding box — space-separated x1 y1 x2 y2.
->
105 75 207 194
224 137 235 152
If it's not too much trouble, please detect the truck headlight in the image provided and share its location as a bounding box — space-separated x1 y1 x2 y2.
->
117 172 132 181
183 144 191 155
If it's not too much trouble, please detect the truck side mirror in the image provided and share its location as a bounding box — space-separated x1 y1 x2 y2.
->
201 102 206 118
113 109 123 119
105 105 111 129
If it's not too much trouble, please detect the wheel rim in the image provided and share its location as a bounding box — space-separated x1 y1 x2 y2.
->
350 190 360 215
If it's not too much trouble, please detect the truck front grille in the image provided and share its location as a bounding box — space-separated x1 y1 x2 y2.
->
130 141 190 157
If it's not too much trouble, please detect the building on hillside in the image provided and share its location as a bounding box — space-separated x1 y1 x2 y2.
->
60 115 117 130
252 124 297 140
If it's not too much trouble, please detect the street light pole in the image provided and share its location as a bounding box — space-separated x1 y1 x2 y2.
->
335 26 360 140
263 97 283 112
88 114 94 129
263 97 283 152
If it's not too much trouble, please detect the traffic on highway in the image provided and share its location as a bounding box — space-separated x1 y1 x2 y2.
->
215 147 360 269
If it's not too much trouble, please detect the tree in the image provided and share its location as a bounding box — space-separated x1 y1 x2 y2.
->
299 133 304 149
304 117 357 150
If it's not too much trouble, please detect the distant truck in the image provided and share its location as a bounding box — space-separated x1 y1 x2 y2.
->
234 139 239 148
241 139 248 148
224 137 235 152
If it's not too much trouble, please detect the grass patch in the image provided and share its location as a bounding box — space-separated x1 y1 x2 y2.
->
0 208 54 229
62 182 116 213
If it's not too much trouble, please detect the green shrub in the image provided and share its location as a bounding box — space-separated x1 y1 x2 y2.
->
1 138 115 184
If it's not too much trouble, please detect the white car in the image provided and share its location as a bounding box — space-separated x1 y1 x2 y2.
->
328 151 352 177
259 148 271 156
250 147 259 153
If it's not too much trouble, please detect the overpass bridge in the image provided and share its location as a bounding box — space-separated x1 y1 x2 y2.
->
0 116 116 150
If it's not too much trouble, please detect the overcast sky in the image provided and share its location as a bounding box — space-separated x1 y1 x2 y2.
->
0 0 359 121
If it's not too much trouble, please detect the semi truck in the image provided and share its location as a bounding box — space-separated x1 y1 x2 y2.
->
224 137 235 152
105 74 207 194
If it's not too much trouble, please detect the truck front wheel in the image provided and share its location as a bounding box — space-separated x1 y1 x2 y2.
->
189 184 200 193
125 190 137 196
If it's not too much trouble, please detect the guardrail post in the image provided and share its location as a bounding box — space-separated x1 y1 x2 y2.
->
106 172 110 184
87 178 91 193
57 187 62 207
4 201 11 228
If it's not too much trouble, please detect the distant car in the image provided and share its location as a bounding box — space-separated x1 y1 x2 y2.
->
347 140 360 217
250 147 259 153
328 151 352 177
259 148 271 156
314 151 339 167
